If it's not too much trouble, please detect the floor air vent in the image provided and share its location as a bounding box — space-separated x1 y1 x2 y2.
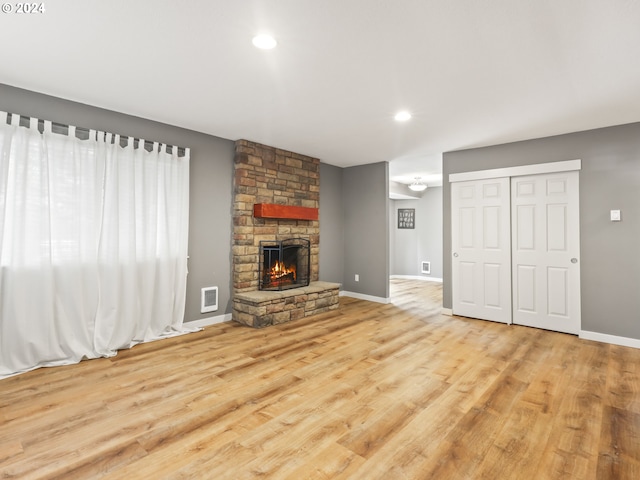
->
421 261 431 274
201 286 218 313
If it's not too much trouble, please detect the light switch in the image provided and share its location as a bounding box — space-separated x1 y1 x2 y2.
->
610 209 621 222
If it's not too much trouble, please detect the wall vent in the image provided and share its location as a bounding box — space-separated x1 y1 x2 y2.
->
201 286 218 313
421 261 431 274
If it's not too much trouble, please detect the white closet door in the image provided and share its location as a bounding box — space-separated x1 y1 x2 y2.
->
452 178 512 324
511 171 581 334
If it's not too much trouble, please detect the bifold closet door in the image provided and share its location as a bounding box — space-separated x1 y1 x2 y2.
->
511 171 581 334
451 177 512 324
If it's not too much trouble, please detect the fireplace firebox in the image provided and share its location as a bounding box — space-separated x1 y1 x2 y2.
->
259 238 310 291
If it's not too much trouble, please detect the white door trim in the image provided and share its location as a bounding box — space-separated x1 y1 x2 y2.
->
449 159 581 183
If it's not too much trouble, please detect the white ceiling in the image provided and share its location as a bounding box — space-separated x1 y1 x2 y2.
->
2 1 640 187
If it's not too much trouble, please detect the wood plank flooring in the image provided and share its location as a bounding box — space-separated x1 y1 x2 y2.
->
1 278 639 479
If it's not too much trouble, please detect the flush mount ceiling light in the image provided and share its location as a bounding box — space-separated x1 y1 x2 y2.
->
252 34 277 50
408 177 427 192
394 111 412 122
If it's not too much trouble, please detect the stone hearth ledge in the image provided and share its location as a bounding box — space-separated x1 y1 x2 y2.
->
233 281 340 328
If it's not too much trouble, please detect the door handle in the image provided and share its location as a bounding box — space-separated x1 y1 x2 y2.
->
571 258 578 264
453 252 459 258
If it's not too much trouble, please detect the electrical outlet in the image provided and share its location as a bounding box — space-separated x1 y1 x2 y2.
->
355 274 359 282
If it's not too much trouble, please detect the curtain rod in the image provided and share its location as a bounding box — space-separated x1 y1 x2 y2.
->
4 111 189 157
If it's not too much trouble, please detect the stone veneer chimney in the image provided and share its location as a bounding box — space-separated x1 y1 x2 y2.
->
232 140 320 294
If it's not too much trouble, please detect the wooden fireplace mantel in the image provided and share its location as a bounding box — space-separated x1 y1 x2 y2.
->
253 203 319 221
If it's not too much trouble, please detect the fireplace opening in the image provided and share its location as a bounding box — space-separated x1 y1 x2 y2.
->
259 238 310 291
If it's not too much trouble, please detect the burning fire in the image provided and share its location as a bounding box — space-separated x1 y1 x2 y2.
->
267 260 296 285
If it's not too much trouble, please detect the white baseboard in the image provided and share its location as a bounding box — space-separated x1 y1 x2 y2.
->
186 313 232 329
441 308 453 316
340 291 390 304
580 330 640 349
390 275 443 282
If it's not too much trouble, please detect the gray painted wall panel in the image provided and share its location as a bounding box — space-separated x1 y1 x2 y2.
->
319 163 344 285
443 123 640 340
0 84 235 323
391 187 443 279
342 162 389 299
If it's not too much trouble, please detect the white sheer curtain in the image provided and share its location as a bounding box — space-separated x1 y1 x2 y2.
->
0 112 191 378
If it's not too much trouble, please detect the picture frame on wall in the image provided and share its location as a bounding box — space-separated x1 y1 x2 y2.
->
398 208 415 229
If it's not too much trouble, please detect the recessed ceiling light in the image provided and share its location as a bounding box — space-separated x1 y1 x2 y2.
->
252 34 277 50
394 111 412 122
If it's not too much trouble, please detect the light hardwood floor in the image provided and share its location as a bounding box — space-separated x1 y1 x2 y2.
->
1 279 639 479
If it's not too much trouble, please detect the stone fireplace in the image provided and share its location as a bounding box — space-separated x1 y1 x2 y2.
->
232 140 339 328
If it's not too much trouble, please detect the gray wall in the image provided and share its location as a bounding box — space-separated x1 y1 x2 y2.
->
319 163 344 285
391 186 443 279
0 84 235 323
443 122 640 340
342 162 390 299
1 84 414 318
